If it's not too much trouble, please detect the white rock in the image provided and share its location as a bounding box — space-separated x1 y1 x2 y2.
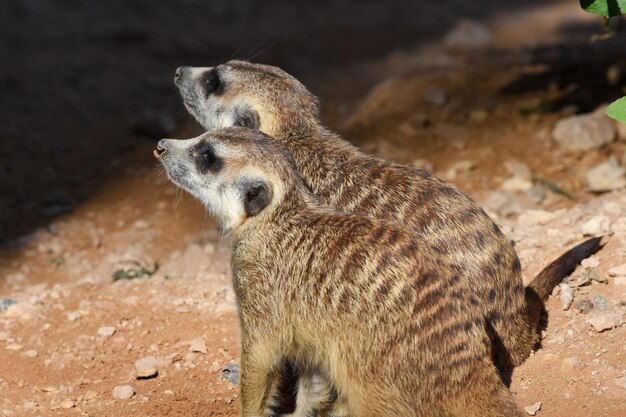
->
586 156 626 192
553 112 615 152
135 356 159 379
501 177 533 192
559 283 573 310
524 401 542 416
112 385 134 400
60 400 74 409
189 338 207 354
6 343 23 351
444 19 491 50
484 191 524 218
587 312 623 332
24 349 38 358
66 311 82 322
614 277 626 286
518 209 556 226
580 215 612 236
608 264 626 277
562 356 585 370
580 256 600 269
97 326 116 338
526 187 546 204
504 159 532 180
84 390 98 401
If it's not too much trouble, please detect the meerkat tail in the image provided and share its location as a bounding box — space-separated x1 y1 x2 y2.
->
527 236 604 301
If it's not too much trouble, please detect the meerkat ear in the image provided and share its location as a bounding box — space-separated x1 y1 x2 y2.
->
234 107 260 130
242 180 273 217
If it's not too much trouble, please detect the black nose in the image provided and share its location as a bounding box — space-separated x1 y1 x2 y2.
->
157 139 168 150
174 66 187 84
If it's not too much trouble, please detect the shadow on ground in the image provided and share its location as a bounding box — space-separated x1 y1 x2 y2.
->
0 0 611 244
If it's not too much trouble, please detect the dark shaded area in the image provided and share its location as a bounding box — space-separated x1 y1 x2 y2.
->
0 0 565 243
500 21 626 114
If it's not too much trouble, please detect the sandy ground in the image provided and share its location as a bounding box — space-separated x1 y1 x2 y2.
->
2 2 626 416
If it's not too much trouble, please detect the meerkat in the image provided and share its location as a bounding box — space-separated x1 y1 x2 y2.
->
174 60 601 360
156 127 527 417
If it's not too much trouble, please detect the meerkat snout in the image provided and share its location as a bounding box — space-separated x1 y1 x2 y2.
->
174 66 185 84
153 139 168 159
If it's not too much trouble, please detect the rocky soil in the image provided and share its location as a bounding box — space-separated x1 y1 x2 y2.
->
2 2 626 416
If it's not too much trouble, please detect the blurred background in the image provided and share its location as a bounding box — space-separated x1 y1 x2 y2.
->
1 1 626 416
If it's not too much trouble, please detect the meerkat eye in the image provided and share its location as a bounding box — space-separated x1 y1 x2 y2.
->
201 68 223 97
192 141 223 174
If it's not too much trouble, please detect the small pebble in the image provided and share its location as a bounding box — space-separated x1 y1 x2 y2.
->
608 264 626 277
524 401 542 416
572 299 594 314
581 256 600 269
60 400 74 409
6 343 23 351
580 215 611 236
221 363 240 384
135 356 159 379
592 295 610 312
562 356 585 370
84 390 98 401
501 177 533 192
585 156 626 192
97 326 116 338
587 312 623 332
504 160 532 180
112 385 134 400
553 111 615 152
559 283 573 310
24 349 38 358
189 338 208 354
67 311 82 322
0 298 17 312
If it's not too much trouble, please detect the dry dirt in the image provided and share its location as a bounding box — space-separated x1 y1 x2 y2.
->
2 2 626 416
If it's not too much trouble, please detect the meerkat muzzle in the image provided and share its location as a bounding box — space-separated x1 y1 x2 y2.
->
154 140 167 159
153 148 165 159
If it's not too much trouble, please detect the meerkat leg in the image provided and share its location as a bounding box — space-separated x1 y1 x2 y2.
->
443 361 524 417
239 343 279 417
279 369 337 417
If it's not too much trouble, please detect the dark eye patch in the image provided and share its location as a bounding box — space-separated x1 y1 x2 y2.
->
192 141 223 174
201 68 224 97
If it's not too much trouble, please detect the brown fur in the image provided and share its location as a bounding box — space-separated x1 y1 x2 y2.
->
176 60 602 371
174 62 603 417
158 129 525 417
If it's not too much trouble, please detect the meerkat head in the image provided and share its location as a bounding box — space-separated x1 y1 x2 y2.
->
155 128 298 231
174 60 322 139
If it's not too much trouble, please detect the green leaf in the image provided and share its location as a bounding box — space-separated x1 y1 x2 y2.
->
112 262 160 281
532 176 576 201
580 0 626 17
606 96 626 122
